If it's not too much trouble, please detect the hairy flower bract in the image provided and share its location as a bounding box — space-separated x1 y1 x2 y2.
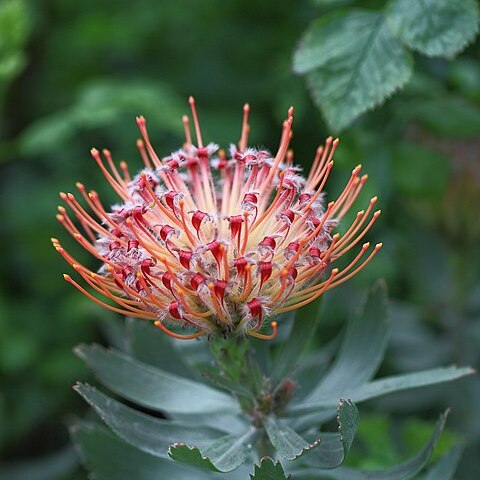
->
53 98 381 340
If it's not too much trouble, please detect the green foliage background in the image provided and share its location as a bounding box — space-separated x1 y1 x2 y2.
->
0 0 479 478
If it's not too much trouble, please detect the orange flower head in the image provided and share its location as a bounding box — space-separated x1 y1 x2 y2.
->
53 98 381 340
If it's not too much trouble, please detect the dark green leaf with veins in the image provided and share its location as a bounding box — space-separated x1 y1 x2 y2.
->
294 11 413 130
386 0 479 58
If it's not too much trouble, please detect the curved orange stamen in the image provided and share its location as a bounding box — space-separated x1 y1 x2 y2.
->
154 320 207 340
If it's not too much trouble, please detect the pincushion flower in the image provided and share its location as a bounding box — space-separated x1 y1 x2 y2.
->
53 98 381 340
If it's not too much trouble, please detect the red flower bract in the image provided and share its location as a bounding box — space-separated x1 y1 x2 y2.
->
52 98 381 340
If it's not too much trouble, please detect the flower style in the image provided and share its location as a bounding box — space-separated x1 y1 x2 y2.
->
52 98 381 340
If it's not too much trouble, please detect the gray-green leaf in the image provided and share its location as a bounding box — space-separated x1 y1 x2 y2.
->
302 400 359 469
305 280 389 401
70 422 215 480
423 444 464 480
292 411 449 479
271 298 322 387
74 383 223 458
289 365 474 416
386 0 480 58
168 427 255 473
75 344 238 414
294 10 413 130
264 417 319 461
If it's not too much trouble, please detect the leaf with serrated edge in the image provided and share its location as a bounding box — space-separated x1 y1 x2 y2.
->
291 411 449 479
168 427 256 472
336 399 358 456
288 366 475 417
75 344 238 414
250 457 291 479
74 383 223 458
304 281 389 402
168 444 221 472
386 0 480 58
294 10 413 130
264 416 319 461
301 400 359 469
